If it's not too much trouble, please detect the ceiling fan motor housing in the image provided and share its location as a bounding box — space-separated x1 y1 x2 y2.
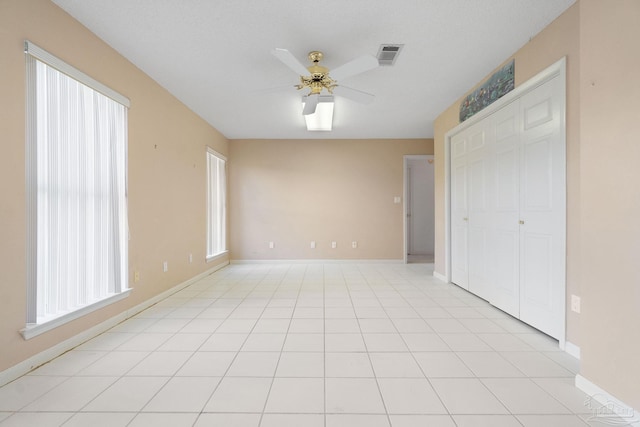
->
298 51 336 95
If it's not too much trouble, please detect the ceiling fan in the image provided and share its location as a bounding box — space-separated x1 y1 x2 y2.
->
271 48 379 115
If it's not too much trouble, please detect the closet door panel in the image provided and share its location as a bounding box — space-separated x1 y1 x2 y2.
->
521 233 553 310
493 230 520 316
522 136 553 211
518 76 565 340
450 134 469 289
468 156 490 299
491 101 520 317
467 122 494 300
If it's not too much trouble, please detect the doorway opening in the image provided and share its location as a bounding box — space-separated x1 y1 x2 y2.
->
404 155 434 264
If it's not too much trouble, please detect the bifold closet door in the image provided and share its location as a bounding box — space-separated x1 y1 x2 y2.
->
518 76 565 340
449 73 565 340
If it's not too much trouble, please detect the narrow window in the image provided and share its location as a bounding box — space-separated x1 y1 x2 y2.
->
206 148 227 259
24 41 130 338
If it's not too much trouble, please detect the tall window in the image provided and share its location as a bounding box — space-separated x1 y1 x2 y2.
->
24 42 129 338
207 148 227 259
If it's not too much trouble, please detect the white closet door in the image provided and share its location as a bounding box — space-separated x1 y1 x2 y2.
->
450 131 469 289
518 76 565 339
467 122 494 300
490 101 521 317
448 62 566 342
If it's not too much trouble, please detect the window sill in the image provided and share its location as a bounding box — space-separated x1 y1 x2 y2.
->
206 250 229 263
21 289 132 340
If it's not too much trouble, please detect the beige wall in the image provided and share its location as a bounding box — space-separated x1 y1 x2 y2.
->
433 2 581 343
434 0 640 409
578 0 640 409
0 0 229 373
229 139 432 260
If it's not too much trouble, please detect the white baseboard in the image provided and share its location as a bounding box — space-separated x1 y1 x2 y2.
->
0 311 129 388
564 341 581 359
433 271 448 282
230 259 404 264
0 260 229 387
576 374 639 426
121 260 228 320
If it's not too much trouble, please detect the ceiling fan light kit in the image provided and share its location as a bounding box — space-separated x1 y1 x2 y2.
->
302 95 334 131
270 48 379 130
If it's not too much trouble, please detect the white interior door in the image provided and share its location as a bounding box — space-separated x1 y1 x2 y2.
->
518 76 565 339
407 164 414 254
407 158 433 255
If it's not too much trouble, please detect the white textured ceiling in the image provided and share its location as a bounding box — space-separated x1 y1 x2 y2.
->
51 0 575 140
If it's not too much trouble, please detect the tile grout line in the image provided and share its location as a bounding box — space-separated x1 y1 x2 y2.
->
346 264 394 426
125 265 258 425
256 263 305 427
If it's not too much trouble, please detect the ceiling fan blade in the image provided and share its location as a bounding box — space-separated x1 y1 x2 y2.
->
333 85 375 104
271 48 310 76
256 84 298 95
302 94 319 115
330 54 379 81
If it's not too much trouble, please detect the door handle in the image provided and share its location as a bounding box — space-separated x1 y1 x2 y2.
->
463 217 468 221
519 220 525 225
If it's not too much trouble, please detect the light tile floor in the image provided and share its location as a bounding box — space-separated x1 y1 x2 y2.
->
0 263 630 426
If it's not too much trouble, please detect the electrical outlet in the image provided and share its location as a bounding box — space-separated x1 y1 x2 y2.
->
189 253 193 263
163 261 168 272
269 241 275 249
310 241 316 249
352 241 358 248
134 271 140 283
331 241 337 249
571 294 581 313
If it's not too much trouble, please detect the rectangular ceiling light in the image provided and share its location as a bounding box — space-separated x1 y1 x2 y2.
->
303 96 334 131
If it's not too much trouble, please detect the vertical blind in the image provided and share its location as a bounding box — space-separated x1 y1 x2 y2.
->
207 149 226 258
26 42 128 325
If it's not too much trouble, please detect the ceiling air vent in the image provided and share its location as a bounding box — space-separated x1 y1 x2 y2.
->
377 44 403 66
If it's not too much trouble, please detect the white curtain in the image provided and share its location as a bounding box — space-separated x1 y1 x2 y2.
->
207 151 226 258
34 60 128 323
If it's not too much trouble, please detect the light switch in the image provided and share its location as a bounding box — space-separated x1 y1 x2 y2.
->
394 196 401 204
